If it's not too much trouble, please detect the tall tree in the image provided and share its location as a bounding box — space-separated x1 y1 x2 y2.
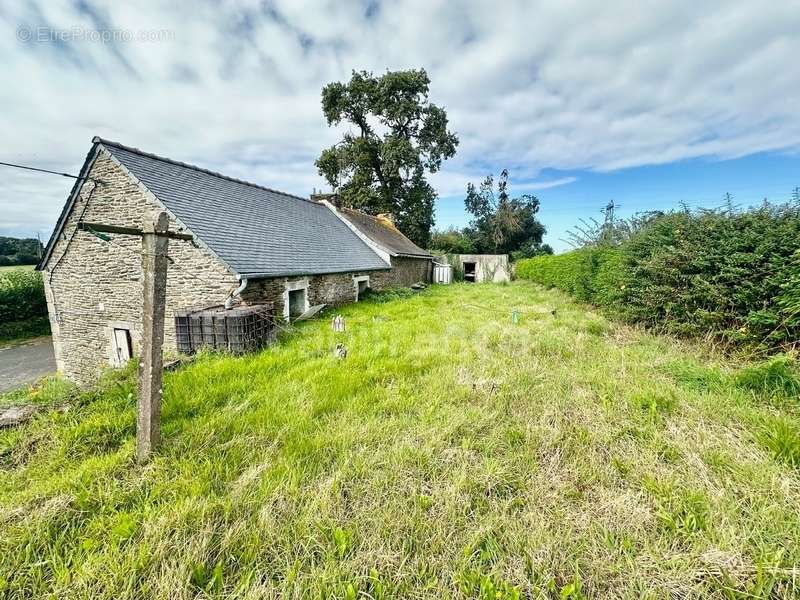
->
430 227 475 254
315 69 458 247
464 170 548 256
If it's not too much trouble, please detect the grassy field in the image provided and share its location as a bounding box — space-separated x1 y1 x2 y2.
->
0 264 35 272
1 282 799 598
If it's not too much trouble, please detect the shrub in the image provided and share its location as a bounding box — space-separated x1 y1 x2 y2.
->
517 203 800 352
435 254 465 281
429 227 475 254
0 268 50 341
516 247 623 303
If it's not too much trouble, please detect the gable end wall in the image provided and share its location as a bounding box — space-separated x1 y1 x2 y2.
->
41 151 429 386
42 151 238 385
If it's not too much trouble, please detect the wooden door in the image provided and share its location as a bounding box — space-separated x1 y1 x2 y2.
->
113 328 132 365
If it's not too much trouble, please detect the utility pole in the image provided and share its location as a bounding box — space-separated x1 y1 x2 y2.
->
78 213 192 462
137 211 170 462
601 200 616 245
724 192 735 213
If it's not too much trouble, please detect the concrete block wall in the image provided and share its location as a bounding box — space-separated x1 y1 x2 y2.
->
454 254 511 283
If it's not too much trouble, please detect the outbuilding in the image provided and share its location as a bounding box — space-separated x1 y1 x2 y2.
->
38 137 428 384
319 201 433 287
452 254 511 283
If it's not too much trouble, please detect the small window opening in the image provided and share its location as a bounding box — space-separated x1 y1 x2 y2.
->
288 288 306 319
113 328 133 365
356 278 369 300
463 262 477 282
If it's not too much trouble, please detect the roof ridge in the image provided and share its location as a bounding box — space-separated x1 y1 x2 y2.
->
92 136 319 206
338 206 431 256
340 206 379 220
340 206 395 227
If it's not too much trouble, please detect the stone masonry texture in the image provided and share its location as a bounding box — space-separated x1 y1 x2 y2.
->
388 256 432 287
43 151 238 385
43 150 429 386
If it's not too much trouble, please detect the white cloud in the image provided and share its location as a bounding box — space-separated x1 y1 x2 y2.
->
1 0 799 238
520 177 577 192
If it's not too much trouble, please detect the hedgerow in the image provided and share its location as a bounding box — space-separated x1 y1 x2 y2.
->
517 203 800 352
0 268 50 341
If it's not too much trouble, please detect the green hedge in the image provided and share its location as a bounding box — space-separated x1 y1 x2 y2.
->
0 268 50 341
517 204 800 351
516 247 624 303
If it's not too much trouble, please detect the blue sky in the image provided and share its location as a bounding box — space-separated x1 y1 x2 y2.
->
437 151 800 252
1 1 799 249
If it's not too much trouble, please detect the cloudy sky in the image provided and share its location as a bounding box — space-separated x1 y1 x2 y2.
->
2 0 800 251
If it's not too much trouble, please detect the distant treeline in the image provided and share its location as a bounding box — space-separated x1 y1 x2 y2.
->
516 202 800 353
0 236 43 266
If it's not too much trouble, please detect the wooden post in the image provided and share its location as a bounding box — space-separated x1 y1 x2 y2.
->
137 211 170 462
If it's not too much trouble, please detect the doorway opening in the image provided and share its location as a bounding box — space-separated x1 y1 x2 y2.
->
355 276 370 300
288 288 307 319
463 262 477 282
112 328 133 366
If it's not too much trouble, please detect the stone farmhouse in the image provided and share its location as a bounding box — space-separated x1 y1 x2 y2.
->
38 137 432 384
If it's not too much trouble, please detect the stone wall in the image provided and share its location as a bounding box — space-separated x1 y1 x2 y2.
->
242 268 394 318
43 149 238 385
239 257 428 317
387 256 431 286
42 148 424 386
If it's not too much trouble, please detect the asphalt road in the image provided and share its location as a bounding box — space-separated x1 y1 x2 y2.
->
0 336 56 393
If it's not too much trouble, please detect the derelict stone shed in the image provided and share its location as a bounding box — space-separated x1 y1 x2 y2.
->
37 137 424 385
331 205 433 286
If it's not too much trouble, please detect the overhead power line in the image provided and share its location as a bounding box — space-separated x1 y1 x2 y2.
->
0 160 89 181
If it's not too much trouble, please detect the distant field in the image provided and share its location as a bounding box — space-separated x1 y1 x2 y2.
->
1 282 799 598
0 264 35 272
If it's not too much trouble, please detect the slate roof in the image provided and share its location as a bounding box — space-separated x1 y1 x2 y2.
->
337 207 432 258
43 138 390 278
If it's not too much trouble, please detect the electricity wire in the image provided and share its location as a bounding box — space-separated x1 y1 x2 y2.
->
0 160 92 181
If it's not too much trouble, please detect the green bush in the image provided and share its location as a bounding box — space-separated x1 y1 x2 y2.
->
0 268 50 341
517 203 800 351
515 247 624 303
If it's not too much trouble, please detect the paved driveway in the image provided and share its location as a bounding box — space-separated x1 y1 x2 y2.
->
0 337 56 393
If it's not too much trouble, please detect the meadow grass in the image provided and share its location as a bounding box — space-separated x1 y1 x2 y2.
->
1 282 799 598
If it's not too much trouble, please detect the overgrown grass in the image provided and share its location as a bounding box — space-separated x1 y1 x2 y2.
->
1 282 799 598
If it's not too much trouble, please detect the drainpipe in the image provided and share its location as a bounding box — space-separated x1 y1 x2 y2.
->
225 277 248 309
